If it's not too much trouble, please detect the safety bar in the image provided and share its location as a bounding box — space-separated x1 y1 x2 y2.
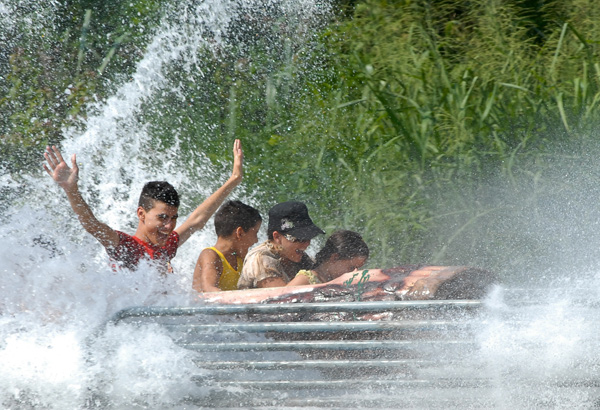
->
194 359 439 370
181 339 476 352
189 378 493 389
109 299 483 323
163 319 470 333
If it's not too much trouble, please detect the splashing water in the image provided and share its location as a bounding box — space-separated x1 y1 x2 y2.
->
1 0 331 408
2 0 600 409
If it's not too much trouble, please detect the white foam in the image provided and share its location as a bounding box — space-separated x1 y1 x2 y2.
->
1 0 330 407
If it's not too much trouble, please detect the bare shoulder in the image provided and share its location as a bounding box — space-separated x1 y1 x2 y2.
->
196 247 222 266
193 247 224 293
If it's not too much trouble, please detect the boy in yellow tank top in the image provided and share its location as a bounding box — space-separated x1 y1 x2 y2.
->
192 200 262 292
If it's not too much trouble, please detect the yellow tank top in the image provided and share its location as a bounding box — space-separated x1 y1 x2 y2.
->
296 269 320 284
207 247 243 291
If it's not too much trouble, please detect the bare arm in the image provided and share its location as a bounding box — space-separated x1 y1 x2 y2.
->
404 266 468 299
286 272 312 286
192 249 223 292
256 277 288 288
176 139 243 245
44 146 119 249
328 269 387 285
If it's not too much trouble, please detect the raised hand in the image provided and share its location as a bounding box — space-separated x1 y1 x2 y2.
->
230 139 243 184
43 145 79 192
175 139 245 245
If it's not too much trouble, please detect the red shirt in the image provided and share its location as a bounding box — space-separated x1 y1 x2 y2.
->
106 231 180 272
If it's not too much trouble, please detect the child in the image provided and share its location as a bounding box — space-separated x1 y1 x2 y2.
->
43 140 243 273
192 200 262 292
287 230 369 286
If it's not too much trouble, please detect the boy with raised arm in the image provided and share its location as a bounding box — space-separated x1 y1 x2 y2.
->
43 140 243 273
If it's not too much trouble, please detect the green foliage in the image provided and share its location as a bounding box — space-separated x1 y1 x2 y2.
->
292 0 600 274
137 0 600 276
0 0 163 171
5 0 600 280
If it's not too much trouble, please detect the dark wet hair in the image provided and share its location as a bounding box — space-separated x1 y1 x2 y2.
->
314 230 369 267
214 200 262 237
138 181 180 210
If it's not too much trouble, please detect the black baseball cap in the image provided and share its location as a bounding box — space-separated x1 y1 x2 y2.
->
268 201 325 241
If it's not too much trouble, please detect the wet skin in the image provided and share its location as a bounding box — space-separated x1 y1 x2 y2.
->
236 221 261 259
278 235 311 263
328 256 368 279
137 201 179 247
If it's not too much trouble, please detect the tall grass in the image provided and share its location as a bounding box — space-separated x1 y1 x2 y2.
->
143 0 600 278
285 0 600 275
5 0 600 280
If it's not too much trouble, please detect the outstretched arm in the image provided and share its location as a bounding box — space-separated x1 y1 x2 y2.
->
44 146 119 249
176 139 243 245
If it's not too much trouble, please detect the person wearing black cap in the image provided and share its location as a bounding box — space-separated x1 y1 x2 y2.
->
237 201 325 289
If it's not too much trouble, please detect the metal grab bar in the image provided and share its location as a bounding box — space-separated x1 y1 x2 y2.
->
109 299 483 323
181 339 476 352
194 359 439 370
191 378 493 389
164 319 471 333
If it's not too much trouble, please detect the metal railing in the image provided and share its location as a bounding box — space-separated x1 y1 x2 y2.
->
106 296 600 408
109 299 483 323
106 300 487 408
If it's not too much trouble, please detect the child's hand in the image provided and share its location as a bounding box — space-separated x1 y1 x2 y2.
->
230 139 243 184
44 146 79 192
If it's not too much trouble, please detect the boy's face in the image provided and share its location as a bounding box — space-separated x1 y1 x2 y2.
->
137 200 179 246
237 221 261 258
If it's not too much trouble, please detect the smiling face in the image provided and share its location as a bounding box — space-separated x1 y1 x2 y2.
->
272 231 311 263
137 200 179 246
